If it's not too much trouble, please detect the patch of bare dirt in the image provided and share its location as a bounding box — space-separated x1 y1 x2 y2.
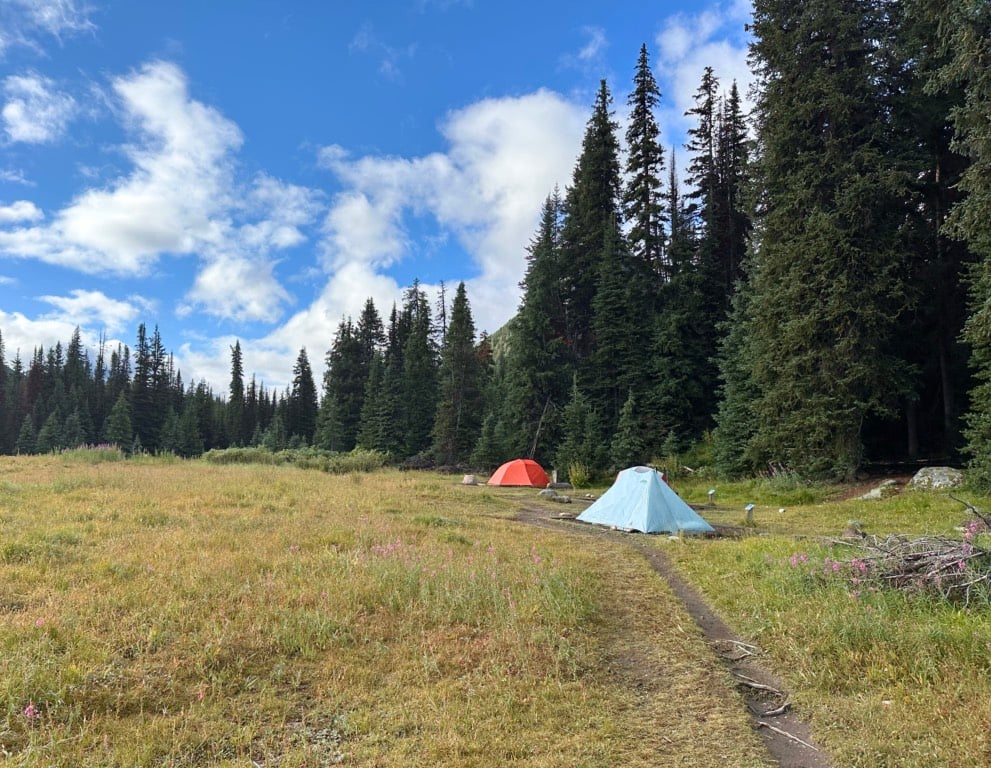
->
514 506 832 768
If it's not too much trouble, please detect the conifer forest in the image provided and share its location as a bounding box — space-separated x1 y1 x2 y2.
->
2 1 990 484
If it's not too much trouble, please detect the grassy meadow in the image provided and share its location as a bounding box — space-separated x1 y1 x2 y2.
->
664 473 991 767
0 453 771 767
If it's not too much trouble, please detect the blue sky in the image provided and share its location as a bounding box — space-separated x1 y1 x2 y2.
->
0 0 754 392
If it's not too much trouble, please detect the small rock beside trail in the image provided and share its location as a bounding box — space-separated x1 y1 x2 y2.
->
462 474 477 485
909 466 964 490
538 488 558 498
858 479 900 500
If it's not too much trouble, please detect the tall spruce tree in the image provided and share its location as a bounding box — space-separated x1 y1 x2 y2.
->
624 43 666 281
285 348 318 444
742 0 913 479
920 0 991 482
502 191 571 464
227 341 247 446
432 282 484 465
316 318 366 451
559 79 624 365
400 282 438 457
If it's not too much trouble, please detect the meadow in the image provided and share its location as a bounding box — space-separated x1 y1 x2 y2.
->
1 454 989 766
0 453 768 767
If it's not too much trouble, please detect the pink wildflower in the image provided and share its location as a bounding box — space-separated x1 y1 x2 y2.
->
24 702 39 721
34 618 45 628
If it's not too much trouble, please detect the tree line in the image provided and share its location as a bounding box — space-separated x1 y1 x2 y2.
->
2 1 990 484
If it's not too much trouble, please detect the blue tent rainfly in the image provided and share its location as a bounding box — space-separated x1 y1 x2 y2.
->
577 466 715 534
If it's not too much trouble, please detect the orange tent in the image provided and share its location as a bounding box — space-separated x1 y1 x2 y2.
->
487 458 550 488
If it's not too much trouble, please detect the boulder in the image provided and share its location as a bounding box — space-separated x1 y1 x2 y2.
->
909 466 964 490
538 488 558 498
462 474 477 486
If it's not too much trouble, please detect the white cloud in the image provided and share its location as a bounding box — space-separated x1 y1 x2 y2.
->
221 89 585 391
654 1 755 148
0 274 14 285
2 72 76 143
0 200 43 223
0 0 96 56
0 60 321 324
180 250 291 323
578 26 607 63
37 288 148 335
0 168 32 185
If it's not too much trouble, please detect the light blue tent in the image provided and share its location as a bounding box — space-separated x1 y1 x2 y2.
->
577 466 714 534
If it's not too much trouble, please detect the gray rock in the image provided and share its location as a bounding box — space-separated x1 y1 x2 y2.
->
538 488 558 498
909 466 964 490
462 474 477 485
550 494 572 504
858 478 900 500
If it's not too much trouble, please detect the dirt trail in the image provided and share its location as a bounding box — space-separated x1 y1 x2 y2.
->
514 506 832 768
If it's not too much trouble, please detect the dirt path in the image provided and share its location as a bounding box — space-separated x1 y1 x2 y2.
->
513 506 832 768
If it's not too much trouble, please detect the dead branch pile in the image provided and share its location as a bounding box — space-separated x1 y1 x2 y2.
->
845 534 991 604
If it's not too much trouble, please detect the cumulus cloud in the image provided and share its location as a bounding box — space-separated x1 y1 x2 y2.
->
2 72 76 143
0 60 321 324
37 288 148 335
0 200 42 223
654 1 754 144
313 89 586 341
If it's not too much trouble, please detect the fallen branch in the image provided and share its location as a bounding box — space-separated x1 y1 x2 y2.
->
757 721 819 751
761 700 791 717
733 673 783 696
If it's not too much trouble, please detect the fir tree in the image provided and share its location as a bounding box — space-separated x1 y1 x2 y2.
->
400 282 438 457
432 283 484 465
15 414 36 455
227 341 247 446
103 391 133 448
610 392 648 469
285 348 318 444
624 44 666 281
745 0 913 479
559 79 624 363
502 191 571 464
923 0 991 481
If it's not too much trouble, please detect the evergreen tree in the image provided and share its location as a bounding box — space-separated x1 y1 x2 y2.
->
356 351 388 452
555 378 607 479
610 392 648 469
400 282 438 457
227 341 247 446
0 329 8 454
559 79 624 363
432 282 484 465
502 191 572 464
131 324 157 450
285 348 318 444
103 391 133 448
316 318 366 451
921 0 991 481
15 414 36 455
624 43 666 281
159 408 180 454
744 0 913 479
590 218 647 430
36 411 62 453
649 153 710 452
177 401 204 457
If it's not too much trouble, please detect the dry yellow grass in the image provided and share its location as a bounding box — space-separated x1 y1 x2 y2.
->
0 455 771 767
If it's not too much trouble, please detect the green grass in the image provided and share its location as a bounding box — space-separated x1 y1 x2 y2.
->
661 483 991 767
0 456 770 767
